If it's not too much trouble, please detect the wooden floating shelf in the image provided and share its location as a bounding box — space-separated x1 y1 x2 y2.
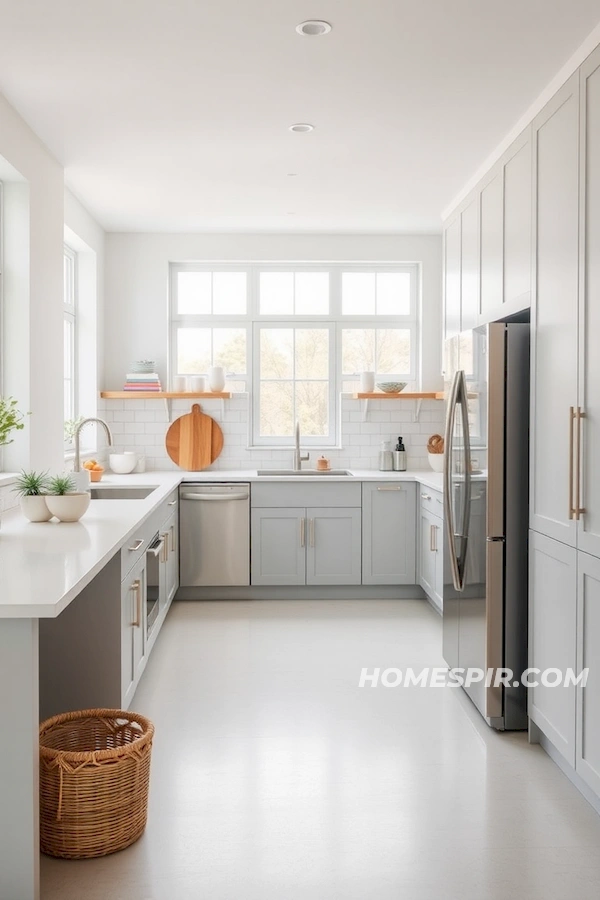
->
100 391 232 400
353 392 444 400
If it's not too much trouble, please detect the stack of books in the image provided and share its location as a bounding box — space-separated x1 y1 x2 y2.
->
123 373 162 392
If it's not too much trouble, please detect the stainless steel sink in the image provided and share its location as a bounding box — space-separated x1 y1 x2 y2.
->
257 469 353 476
90 487 156 500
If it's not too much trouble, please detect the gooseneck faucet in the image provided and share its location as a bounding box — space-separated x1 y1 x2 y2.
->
74 417 113 471
293 420 310 471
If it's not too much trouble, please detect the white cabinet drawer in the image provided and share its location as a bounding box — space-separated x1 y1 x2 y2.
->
419 486 444 518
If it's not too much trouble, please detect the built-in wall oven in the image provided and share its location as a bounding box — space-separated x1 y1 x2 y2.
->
146 532 166 637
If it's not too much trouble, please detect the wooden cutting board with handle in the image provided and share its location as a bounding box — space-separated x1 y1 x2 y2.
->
165 403 224 470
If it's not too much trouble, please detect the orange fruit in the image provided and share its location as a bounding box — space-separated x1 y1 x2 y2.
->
92 464 103 471
83 459 97 470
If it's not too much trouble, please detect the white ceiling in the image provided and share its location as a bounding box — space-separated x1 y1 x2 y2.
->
0 0 599 233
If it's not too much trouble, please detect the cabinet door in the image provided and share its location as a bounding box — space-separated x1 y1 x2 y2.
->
480 167 504 318
362 483 417 584
306 508 361 585
434 518 444 611
121 555 146 708
576 550 600 795
578 47 600 558
419 508 437 600
444 216 461 339
460 195 480 332
165 509 179 606
503 127 532 309
530 75 579 547
529 531 577 766
251 508 306 585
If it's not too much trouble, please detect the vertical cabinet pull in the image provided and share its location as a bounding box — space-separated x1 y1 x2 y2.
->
575 407 586 519
170 524 177 554
430 524 437 552
300 517 305 547
309 518 315 548
131 579 142 627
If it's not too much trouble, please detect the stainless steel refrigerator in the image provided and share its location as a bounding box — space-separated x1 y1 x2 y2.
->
442 322 529 730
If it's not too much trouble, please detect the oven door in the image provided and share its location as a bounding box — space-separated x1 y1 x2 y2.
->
146 533 166 637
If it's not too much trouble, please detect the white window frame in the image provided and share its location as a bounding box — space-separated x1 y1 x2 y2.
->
169 262 419 448
63 245 77 448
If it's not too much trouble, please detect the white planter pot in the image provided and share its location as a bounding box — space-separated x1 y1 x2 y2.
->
46 492 91 523
428 452 444 473
208 366 225 392
20 495 52 523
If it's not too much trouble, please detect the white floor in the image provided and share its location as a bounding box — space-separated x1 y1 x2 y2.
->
42 599 600 899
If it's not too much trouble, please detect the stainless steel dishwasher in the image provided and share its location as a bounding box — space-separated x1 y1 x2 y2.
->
179 483 250 586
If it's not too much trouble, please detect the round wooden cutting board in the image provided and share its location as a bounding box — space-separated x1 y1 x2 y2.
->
165 403 224 470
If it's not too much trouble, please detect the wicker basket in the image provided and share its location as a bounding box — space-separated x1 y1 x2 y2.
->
39 708 154 859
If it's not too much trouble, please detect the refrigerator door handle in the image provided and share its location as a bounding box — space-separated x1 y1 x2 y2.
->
456 370 472 589
444 371 462 591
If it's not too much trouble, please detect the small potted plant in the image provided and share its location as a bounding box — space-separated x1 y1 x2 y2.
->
14 470 52 522
0 396 27 449
45 474 91 523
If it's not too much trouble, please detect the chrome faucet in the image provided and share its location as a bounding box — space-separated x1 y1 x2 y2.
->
74 417 113 471
293 420 310 471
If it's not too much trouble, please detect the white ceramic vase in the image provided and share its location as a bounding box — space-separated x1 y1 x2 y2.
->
46 492 91 523
360 371 375 392
20 495 52 523
208 366 226 392
428 452 444 473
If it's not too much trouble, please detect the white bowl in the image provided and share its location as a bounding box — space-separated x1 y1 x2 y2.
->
376 381 407 393
428 452 444 473
109 453 138 474
46 493 91 523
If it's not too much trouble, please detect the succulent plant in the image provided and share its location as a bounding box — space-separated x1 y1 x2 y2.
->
48 474 76 496
13 470 51 497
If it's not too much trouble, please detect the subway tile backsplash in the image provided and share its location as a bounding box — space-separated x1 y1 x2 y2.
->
97 395 445 472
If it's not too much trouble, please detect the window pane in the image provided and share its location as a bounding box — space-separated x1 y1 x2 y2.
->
376 273 411 315
177 327 211 373
260 382 293 436
296 382 329 436
64 254 74 306
377 329 411 374
295 329 329 379
64 380 73 422
342 273 375 315
260 329 293 378
295 273 329 315
64 319 73 379
260 272 293 315
178 272 211 315
341 329 375 374
213 328 247 373
213 272 247 315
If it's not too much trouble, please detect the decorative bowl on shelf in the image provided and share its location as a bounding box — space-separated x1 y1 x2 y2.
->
428 452 444 473
376 382 407 393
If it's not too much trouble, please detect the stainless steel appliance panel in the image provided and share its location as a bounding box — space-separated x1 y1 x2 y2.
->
180 484 250 586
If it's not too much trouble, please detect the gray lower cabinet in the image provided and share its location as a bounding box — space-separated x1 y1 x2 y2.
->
251 506 362 586
362 483 417 584
419 508 443 610
121 552 147 708
306 508 362 585
577 550 600 796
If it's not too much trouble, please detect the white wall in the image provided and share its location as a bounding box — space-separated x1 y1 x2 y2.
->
0 93 64 472
104 233 443 391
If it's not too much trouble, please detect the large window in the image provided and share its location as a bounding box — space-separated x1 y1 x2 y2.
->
63 246 77 433
170 263 418 446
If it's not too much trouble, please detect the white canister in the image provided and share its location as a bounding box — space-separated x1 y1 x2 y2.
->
208 366 226 392
189 375 205 393
172 375 186 392
360 371 375 392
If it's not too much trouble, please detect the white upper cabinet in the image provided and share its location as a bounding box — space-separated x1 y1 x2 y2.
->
480 169 504 318
460 196 480 332
444 215 461 340
578 46 600 558
503 127 533 309
530 74 580 546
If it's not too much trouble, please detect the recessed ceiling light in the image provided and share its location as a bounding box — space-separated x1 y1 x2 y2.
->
296 20 331 36
289 123 314 133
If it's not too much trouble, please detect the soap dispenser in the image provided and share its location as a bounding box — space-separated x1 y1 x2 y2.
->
393 436 407 472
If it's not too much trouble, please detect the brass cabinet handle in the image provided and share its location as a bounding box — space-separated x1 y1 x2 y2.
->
377 486 402 491
168 499 177 506
170 524 177 554
131 579 142 627
430 524 435 552
300 517 305 548
421 493 432 500
128 538 144 552
160 533 169 562
309 518 315 548
575 407 586 519
569 406 576 520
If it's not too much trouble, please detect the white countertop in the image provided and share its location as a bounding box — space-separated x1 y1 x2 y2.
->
0 468 447 619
